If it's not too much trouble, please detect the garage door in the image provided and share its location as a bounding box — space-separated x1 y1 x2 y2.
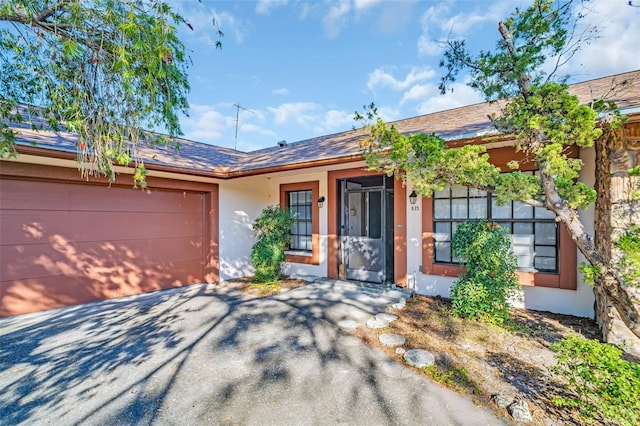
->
1 178 207 317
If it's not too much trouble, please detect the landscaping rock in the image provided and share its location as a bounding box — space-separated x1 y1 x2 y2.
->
403 349 435 368
392 298 407 310
508 399 533 423
379 333 406 347
492 394 513 409
395 347 406 355
366 317 389 329
375 313 398 323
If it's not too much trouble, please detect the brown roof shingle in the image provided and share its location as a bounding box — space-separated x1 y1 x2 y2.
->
10 70 640 178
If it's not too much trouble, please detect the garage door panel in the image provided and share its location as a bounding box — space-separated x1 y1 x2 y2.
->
1 210 203 246
1 237 203 281
0 175 213 317
0 179 204 213
0 258 203 317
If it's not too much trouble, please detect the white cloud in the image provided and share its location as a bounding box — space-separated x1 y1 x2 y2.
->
367 66 436 91
375 105 402 123
181 104 233 143
273 88 290 96
240 123 276 137
255 0 289 16
415 0 639 79
317 109 354 133
400 83 438 104
268 102 354 135
416 0 524 57
416 2 452 57
416 36 444 57
181 104 276 148
322 1 351 38
269 102 321 126
415 82 484 115
560 0 640 78
354 0 383 11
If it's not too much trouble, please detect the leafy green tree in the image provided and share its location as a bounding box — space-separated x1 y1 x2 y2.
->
358 0 640 354
1 0 221 187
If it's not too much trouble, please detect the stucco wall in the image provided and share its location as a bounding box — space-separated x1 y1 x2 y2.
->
216 167 336 281
217 177 269 280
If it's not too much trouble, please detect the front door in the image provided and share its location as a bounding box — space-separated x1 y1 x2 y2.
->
339 175 394 284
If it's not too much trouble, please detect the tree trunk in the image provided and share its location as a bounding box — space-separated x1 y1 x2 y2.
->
593 272 640 356
593 127 640 357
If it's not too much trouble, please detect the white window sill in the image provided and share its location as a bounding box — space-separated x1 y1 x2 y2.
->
286 250 313 257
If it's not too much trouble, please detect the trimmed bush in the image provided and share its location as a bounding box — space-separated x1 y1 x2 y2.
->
450 220 520 323
250 205 294 283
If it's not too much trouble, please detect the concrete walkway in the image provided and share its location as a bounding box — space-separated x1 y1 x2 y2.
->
0 280 505 425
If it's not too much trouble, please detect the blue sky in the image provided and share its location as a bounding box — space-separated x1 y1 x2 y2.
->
173 0 640 151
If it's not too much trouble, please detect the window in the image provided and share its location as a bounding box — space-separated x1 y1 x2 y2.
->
433 183 558 273
287 189 312 251
279 181 319 265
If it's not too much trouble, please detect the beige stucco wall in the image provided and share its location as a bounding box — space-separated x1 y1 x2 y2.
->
216 176 269 281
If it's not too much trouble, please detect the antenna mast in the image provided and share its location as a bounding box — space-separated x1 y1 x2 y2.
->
233 102 255 150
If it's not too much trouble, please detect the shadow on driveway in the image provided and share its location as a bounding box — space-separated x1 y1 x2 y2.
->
0 281 504 425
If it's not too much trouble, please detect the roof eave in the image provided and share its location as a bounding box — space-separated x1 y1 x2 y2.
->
13 144 231 179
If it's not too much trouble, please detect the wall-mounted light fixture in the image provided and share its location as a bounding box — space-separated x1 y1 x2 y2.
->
317 196 326 208
409 190 418 205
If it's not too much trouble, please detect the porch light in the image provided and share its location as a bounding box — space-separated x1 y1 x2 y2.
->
409 190 418 205
317 196 326 208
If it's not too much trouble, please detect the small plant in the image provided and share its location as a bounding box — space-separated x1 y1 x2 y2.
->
450 220 520 324
424 364 477 394
248 282 282 296
250 205 294 283
551 335 640 425
578 262 601 287
615 224 640 287
501 318 536 338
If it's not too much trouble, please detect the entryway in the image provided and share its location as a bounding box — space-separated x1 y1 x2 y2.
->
337 174 394 284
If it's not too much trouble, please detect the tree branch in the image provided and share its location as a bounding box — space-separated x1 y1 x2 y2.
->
37 0 75 22
498 21 531 97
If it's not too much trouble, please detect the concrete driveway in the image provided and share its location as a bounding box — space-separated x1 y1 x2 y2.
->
0 280 505 425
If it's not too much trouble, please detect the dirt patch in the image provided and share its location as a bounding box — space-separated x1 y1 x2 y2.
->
353 295 602 425
227 276 307 297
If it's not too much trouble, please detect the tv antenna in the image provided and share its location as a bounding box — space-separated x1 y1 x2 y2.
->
234 102 256 150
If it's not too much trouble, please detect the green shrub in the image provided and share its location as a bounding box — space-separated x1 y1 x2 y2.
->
450 220 520 323
250 205 294 283
551 335 640 425
615 224 640 287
